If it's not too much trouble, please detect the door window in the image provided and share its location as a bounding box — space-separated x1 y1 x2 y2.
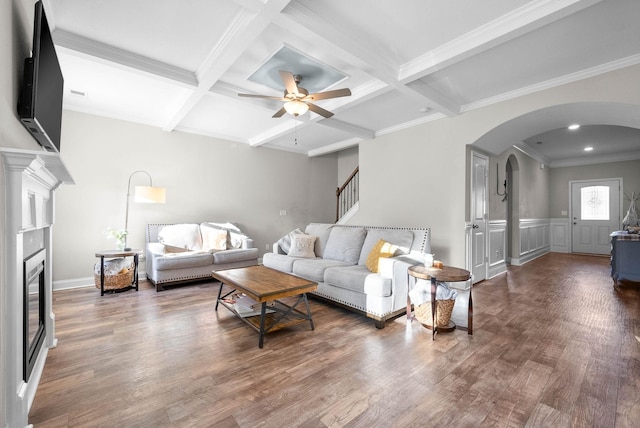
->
581 186 609 220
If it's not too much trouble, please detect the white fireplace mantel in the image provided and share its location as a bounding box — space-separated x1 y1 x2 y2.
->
1 148 73 428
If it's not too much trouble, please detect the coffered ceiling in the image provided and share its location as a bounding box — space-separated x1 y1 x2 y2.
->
43 0 640 162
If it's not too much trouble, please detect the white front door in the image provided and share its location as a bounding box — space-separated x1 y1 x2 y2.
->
571 179 621 254
470 152 488 282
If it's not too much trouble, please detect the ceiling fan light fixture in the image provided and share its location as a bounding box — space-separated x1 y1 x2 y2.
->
284 100 309 117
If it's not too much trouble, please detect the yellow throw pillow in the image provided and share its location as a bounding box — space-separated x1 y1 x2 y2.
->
365 239 398 273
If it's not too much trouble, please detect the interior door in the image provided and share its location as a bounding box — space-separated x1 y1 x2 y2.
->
470 152 488 282
571 179 621 254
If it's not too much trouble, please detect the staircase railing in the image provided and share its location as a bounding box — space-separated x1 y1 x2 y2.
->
336 166 359 222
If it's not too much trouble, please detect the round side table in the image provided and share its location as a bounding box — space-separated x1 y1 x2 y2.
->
407 265 471 340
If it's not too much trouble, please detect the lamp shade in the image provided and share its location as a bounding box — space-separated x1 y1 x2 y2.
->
284 100 309 116
134 186 166 203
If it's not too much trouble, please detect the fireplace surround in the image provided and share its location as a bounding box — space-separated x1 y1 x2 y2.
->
1 148 73 428
23 246 46 383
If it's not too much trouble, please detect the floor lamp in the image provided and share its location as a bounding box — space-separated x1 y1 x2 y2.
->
124 170 166 250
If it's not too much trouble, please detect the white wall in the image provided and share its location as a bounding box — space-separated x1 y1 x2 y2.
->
53 111 338 283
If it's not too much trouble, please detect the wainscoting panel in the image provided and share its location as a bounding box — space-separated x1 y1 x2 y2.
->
550 218 570 253
488 221 507 278
513 219 550 266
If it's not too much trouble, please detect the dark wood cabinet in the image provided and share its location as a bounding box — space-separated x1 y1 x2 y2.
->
610 231 640 285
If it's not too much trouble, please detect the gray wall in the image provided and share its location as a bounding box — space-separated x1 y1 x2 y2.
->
1 0 53 423
349 64 640 267
53 110 338 282
337 146 358 186
549 159 640 218
0 0 42 152
490 147 550 221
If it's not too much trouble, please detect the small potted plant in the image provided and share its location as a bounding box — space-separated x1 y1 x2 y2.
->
105 227 128 250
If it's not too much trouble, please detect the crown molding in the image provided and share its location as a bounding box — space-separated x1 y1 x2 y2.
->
513 143 550 165
462 53 640 113
172 124 247 144
549 150 640 168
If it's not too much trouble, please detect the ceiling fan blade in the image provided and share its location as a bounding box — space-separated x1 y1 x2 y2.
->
238 93 287 101
272 107 287 118
279 70 300 95
307 103 333 118
305 88 352 101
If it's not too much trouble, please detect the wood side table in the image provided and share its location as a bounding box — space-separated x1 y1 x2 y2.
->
407 265 472 340
95 249 141 296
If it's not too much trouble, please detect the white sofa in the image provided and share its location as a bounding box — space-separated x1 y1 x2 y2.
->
263 223 431 328
145 223 259 291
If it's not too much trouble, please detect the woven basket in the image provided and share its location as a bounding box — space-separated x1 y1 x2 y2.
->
415 299 455 328
94 269 133 291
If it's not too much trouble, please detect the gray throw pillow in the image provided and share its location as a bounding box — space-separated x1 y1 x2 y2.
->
323 227 367 264
304 223 334 257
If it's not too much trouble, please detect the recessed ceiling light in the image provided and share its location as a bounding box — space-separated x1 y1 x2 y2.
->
584 146 593 152
568 124 580 130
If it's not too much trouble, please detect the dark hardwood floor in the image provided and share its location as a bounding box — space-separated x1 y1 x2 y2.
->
29 253 640 427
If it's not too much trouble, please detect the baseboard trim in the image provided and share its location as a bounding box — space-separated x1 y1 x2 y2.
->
54 270 148 291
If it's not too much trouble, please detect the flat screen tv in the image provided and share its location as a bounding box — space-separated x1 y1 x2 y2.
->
18 0 64 153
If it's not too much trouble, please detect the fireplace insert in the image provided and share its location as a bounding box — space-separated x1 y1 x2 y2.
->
23 248 46 382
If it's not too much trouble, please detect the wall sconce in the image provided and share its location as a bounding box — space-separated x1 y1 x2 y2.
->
124 170 166 250
496 163 508 202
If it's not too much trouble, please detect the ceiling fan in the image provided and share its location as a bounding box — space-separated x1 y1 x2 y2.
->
238 70 351 118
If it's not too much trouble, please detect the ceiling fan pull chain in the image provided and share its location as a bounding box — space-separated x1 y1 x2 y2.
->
294 119 298 145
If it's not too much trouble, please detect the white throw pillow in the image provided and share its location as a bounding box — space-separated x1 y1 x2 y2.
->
202 222 245 249
277 228 304 253
200 224 228 252
202 222 242 233
228 231 248 249
158 224 202 250
287 235 317 258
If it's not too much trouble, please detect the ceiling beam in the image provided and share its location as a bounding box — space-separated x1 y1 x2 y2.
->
161 0 294 132
211 81 283 112
52 29 197 86
398 0 604 83
278 2 461 117
308 137 362 157
316 119 374 140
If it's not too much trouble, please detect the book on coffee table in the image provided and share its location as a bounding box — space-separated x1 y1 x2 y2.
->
233 293 274 318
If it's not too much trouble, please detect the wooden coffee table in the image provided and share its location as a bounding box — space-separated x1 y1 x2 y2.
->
212 265 318 348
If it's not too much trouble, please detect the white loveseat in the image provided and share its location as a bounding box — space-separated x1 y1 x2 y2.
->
145 223 259 291
263 223 431 328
